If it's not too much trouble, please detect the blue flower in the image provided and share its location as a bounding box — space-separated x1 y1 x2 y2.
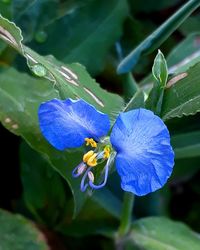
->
38 98 174 196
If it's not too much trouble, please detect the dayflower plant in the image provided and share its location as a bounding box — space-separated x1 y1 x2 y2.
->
38 98 174 196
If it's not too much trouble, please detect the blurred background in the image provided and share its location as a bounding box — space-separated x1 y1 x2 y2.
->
0 0 200 249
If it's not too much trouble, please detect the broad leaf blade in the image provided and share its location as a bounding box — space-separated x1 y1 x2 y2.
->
0 209 48 250
0 67 86 217
128 217 200 250
161 62 200 120
24 47 124 123
0 15 124 122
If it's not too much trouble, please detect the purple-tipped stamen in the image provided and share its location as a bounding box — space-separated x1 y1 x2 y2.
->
80 167 92 192
89 158 110 190
72 162 86 178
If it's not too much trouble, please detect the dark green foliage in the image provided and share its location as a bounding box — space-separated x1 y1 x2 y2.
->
0 209 48 250
0 0 200 249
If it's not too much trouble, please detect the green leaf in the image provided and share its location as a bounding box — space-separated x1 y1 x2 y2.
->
117 0 200 74
171 131 200 178
20 141 69 227
0 14 23 53
140 33 200 87
0 209 48 250
124 90 145 111
0 14 124 217
152 50 168 87
0 67 86 217
126 217 200 250
24 47 124 123
145 51 168 115
0 15 124 122
171 131 200 159
161 62 200 120
28 0 129 75
167 33 200 75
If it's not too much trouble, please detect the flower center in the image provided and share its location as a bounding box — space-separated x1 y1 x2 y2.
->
72 137 114 192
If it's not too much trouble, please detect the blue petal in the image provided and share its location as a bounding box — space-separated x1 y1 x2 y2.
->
38 98 110 150
110 109 174 196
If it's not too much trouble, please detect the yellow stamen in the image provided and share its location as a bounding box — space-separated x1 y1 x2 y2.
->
103 146 110 159
83 150 94 162
85 138 97 148
87 153 97 167
83 150 97 167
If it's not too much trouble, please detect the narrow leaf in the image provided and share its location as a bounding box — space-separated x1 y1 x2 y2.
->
117 0 200 73
145 51 168 115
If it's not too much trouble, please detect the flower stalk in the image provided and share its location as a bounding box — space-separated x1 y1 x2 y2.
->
118 192 134 237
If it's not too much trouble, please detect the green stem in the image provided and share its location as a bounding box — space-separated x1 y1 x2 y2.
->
118 192 134 236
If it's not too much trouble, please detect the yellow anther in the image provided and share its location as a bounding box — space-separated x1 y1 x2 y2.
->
83 150 94 163
83 150 98 167
87 153 97 167
103 146 110 159
85 138 97 148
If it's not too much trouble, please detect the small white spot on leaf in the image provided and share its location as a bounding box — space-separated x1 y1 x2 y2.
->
4 117 11 123
12 124 19 129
